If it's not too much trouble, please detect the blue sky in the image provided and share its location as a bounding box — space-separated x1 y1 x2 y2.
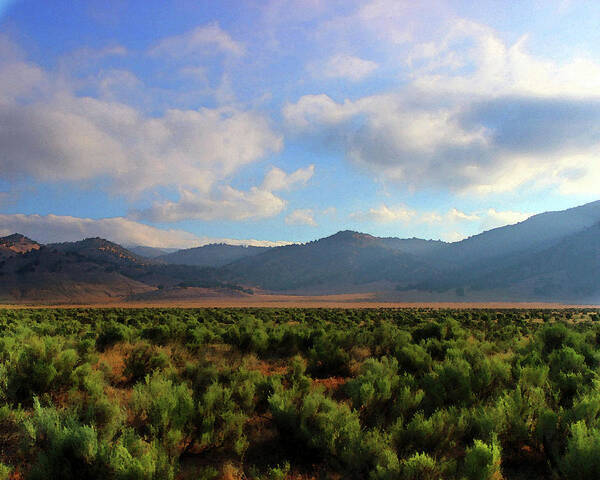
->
1 0 599 247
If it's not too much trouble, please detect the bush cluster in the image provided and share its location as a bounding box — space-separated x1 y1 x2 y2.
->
0 307 597 478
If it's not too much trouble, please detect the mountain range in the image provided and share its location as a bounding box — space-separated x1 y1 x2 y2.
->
0 200 599 304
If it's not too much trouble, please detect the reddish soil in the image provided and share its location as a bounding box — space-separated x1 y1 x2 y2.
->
1 292 596 309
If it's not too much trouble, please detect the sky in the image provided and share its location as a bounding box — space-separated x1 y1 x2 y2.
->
1 0 599 247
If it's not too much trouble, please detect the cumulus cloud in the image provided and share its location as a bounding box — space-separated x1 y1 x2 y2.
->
0 214 292 248
321 54 378 81
0 94 282 193
350 204 531 232
479 208 531 230
0 40 287 225
134 165 314 223
149 23 245 58
285 17 600 195
0 34 333 226
262 165 314 191
134 186 287 223
285 209 317 227
350 204 416 223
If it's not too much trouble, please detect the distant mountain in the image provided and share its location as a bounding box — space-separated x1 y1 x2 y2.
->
221 231 446 291
217 201 600 300
158 243 270 267
1 200 599 303
462 222 600 301
0 236 245 303
129 245 179 259
440 200 600 265
408 201 600 300
0 244 151 303
0 234 40 259
49 237 146 266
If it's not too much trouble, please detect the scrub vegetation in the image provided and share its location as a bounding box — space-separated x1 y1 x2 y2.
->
0 307 598 479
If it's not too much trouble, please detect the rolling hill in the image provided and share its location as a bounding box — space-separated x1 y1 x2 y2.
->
0 199 599 303
0 236 239 303
220 230 446 291
157 243 270 267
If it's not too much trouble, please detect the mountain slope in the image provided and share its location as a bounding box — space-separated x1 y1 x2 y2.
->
129 246 178 258
0 234 40 260
441 200 600 265
0 236 240 302
463 222 600 301
0 245 152 303
158 243 270 267
222 231 445 291
49 237 146 266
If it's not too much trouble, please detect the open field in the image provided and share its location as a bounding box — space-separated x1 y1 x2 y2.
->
0 307 599 479
1 292 598 309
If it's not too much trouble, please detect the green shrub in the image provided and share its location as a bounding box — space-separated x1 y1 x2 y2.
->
96 322 129 351
124 343 170 383
24 399 174 480
0 462 11 480
396 344 432 375
560 421 600 477
307 334 351 377
196 382 248 456
401 452 440 480
131 372 194 455
4 336 79 405
462 437 502 480
346 356 399 425
269 390 398 477
265 462 290 480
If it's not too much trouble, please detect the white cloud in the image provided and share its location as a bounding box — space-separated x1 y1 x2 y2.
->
479 208 531 230
320 0 414 46
350 204 416 223
135 186 287 223
0 90 282 194
0 45 283 211
262 165 314 191
441 231 468 242
285 17 600 195
321 54 378 81
285 209 317 227
149 23 245 58
135 164 314 223
0 214 292 248
350 204 531 233
0 35 329 225
446 208 479 223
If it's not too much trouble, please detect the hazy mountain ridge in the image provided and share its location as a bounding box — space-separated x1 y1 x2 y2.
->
1 200 599 303
0 235 236 302
157 243 270 267
128 245 178 258
219 231 447 291
440 200 600 265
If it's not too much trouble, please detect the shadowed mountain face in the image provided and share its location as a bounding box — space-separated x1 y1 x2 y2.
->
0 237 230 303
460 222 600 301
157 243 270 267
0 200 599 303
49 237 146 266
216 202 600 300
220 231 447 291
128 246 178 259
441 200 600 265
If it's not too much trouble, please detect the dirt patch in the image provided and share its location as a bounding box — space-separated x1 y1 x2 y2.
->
2 293 597 310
